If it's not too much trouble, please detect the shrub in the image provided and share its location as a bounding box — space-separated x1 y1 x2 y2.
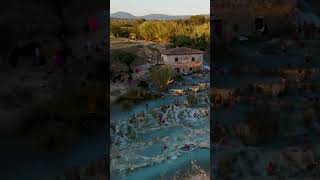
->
149 66 175 92
117 87 154 109
111 51 137 74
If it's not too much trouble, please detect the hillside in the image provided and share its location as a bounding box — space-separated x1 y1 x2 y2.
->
110 11 209 20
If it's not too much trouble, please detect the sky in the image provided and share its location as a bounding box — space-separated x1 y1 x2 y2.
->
110 0 210 16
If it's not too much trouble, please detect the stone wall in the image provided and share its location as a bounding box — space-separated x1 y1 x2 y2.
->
161 54 203 73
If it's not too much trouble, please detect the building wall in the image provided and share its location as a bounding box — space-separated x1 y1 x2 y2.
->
161 54 203 73
212 0 297 42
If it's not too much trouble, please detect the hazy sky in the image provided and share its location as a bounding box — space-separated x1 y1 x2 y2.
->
110 0 210 16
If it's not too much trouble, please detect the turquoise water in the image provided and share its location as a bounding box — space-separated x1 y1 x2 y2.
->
111 148 209 180
111 74 210 179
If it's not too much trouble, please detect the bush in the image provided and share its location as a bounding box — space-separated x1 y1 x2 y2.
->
111 51 137 74
117 87 154 109
149 66 175 92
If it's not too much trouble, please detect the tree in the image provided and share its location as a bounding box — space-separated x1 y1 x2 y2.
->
149 66 175 92
170 35 193 48
110 25 122 37
194 35 209 51
112 51 137 74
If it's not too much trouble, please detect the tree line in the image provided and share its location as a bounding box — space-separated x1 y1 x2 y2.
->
110 16 210 51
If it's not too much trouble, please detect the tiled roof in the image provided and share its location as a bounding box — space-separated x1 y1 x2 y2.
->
160 47 204 55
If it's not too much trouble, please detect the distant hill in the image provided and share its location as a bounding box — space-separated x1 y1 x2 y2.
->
141 14 190 20
111 11 138 19
110 11 209 20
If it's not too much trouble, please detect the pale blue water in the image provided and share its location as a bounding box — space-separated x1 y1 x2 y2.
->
111 74 209 121
111 74 210 179
111 148 209 180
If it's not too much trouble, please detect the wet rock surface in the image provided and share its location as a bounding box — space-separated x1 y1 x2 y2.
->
110 73 210 178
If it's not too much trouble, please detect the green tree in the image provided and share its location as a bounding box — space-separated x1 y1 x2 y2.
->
194 35 209 51
170 35 193 48
149 66 175 92
112 51 137 74
110 25 122 37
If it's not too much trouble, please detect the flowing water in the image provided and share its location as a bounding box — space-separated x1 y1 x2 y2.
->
110 74 210 179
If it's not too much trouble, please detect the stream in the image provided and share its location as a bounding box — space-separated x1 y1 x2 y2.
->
110 73 210 179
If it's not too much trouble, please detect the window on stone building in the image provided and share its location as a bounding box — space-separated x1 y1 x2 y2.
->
175 58 178 62
192 57 195 61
